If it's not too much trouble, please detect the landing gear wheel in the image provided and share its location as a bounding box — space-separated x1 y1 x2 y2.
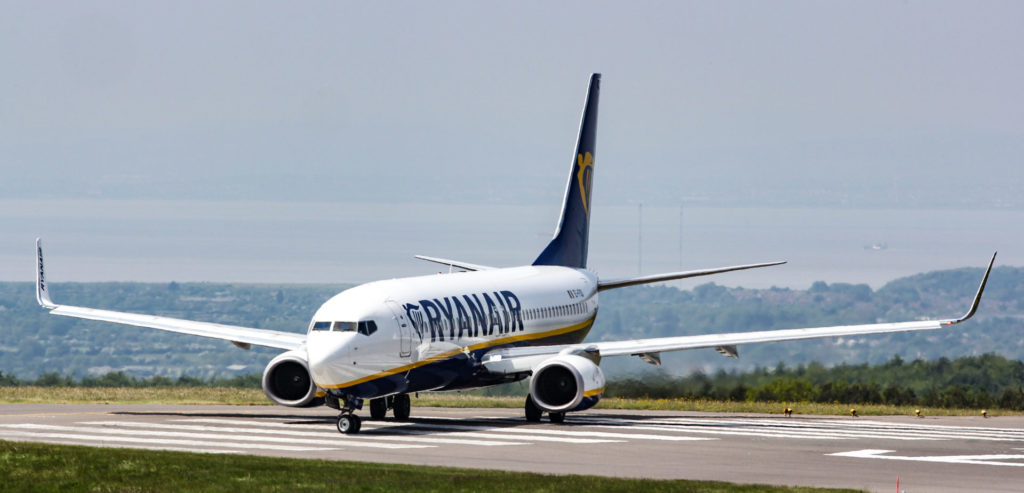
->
369 398 388 420
549 412 565 424
337 413 362 434
393 393 411 421
525 395 542 422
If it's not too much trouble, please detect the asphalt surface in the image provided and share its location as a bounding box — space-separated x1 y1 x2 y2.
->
2 403 1023 492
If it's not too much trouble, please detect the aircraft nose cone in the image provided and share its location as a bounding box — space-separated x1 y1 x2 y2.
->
306 332 354 386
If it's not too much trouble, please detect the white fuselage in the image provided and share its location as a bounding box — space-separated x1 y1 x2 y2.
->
305 265 599 396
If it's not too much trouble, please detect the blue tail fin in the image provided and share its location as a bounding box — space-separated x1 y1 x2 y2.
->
533 73 600 269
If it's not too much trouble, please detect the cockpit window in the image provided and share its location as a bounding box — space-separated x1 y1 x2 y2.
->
358 321 378 336
312 320 376 334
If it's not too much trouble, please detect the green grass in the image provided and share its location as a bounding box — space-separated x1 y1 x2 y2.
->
0 441 861 493
0 387 1016 417
0 386 268 405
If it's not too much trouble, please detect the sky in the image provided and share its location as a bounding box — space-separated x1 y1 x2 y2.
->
1 1 1022 285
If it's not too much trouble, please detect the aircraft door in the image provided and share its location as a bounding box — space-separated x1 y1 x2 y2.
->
385 300 412 358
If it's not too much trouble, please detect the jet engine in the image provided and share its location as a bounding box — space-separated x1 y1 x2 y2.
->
262 350 322 407
528 354 605 413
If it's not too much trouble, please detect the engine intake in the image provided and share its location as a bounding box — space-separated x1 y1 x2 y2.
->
529 354 605 413
262 350 321 407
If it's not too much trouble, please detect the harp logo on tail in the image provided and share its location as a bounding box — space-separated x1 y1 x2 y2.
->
576 152 594 216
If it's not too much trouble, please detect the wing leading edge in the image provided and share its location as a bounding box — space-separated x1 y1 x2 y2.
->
35 239 305 351
483 253 996 373
597 261 787 291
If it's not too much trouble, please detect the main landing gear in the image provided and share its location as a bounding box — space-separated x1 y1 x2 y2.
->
525 395 565 423
369 394 411 421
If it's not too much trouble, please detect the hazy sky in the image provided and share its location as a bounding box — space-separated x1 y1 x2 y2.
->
1 2 1022 284
3 1 1021 206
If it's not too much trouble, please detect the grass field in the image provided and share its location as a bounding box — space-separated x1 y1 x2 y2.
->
0 441 861 493
0 386 1014 417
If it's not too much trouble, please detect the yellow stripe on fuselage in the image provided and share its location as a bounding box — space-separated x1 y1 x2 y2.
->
583 386 605 398
316 315 597 390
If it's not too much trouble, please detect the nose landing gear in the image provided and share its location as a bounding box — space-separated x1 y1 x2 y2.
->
337 412 361 434
334 394 365 434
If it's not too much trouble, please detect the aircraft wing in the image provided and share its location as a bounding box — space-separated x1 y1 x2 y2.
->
414 255 496 272
35 239 305 351
483 253 995 373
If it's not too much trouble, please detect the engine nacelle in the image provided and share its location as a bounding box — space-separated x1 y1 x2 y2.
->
262 350 321 407
529 354 605 413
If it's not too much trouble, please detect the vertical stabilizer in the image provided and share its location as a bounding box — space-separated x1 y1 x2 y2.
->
533 73 600 269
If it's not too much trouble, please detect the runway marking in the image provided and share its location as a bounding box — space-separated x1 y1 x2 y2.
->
0 423 428 450
0 429 334 452
180 416 700 444
571 416 1024 442
177 418 626 444
361 420 712 441
91 420 524 447
359 425 624 444
829 449 1024 467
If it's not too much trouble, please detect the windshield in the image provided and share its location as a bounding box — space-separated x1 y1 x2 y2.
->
309 320 377 335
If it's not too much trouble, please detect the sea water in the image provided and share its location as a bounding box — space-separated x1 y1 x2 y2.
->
0 199 1017 290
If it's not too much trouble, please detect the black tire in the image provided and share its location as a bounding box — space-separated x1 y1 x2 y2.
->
525 395 542 422
369 398 388 420
549 412 565 423
337 413 362 434
393 393 411 421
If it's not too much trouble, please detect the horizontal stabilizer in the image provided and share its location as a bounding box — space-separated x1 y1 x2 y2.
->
597 261 786 291
414 255 495 272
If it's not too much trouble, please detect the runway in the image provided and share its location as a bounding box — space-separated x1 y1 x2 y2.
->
2 404 1023 492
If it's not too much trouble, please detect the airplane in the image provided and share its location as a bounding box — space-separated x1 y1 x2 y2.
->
34 73 996 435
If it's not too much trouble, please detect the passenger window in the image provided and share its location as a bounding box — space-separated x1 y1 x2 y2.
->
333 321 357 332
311 321 331 331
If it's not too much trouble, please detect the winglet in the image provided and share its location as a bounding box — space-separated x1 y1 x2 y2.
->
948 251 996 325
35 238 57 309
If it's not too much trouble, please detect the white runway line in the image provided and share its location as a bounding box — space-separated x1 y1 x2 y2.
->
593 418 946 441
362 421 713 441
572 416 1024 442
101 420 525 447
359 425 624 444
829 449 1024 467
177 418 623 444
0 423 429 450
0 429 332 452
665 416 1024 440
